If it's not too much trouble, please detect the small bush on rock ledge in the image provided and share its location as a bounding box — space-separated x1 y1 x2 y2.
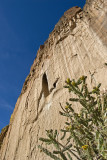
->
38 76 107 160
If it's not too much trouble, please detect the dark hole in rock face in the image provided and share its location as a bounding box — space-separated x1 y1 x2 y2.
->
53 78 59 88
53 82 57 88
42 73 49 98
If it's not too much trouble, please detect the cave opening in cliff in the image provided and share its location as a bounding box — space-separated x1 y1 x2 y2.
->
42 73 49 97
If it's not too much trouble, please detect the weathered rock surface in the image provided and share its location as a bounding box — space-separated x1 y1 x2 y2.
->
0 0 107 159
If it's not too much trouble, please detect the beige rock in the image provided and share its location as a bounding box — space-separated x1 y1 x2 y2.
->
0 0 107 159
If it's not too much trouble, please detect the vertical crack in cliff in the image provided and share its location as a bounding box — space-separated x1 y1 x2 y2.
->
42 73 49 98
36 90 43 121
36 74 50 121
33 77 60 123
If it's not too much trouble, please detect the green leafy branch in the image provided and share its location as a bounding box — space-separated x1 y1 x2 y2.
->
38 76 107 160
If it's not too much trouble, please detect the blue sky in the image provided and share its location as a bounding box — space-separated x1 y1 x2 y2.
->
0 0 86 132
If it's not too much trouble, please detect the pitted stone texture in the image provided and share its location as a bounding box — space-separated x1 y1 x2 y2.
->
0 0 107 160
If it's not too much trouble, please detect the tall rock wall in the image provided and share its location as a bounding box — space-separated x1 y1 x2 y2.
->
0 0 107 159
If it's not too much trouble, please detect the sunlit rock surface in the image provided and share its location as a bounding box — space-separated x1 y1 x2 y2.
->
0 0 107 159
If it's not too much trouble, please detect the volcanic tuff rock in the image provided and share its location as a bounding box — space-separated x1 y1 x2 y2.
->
0 0 107 159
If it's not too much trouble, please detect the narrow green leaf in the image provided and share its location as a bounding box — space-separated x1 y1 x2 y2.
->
54 130 58 139
60 152 68 160
39 138 51 143
62 144 73 152
38 145 61 160
53 151 61 154
69 98 79 102
67 152 73 160
60 130 66 140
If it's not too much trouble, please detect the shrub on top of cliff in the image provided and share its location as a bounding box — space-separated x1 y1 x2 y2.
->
0 125 9 149
38 76 107 160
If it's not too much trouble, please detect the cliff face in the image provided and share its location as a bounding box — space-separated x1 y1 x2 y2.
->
0 0 107 159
